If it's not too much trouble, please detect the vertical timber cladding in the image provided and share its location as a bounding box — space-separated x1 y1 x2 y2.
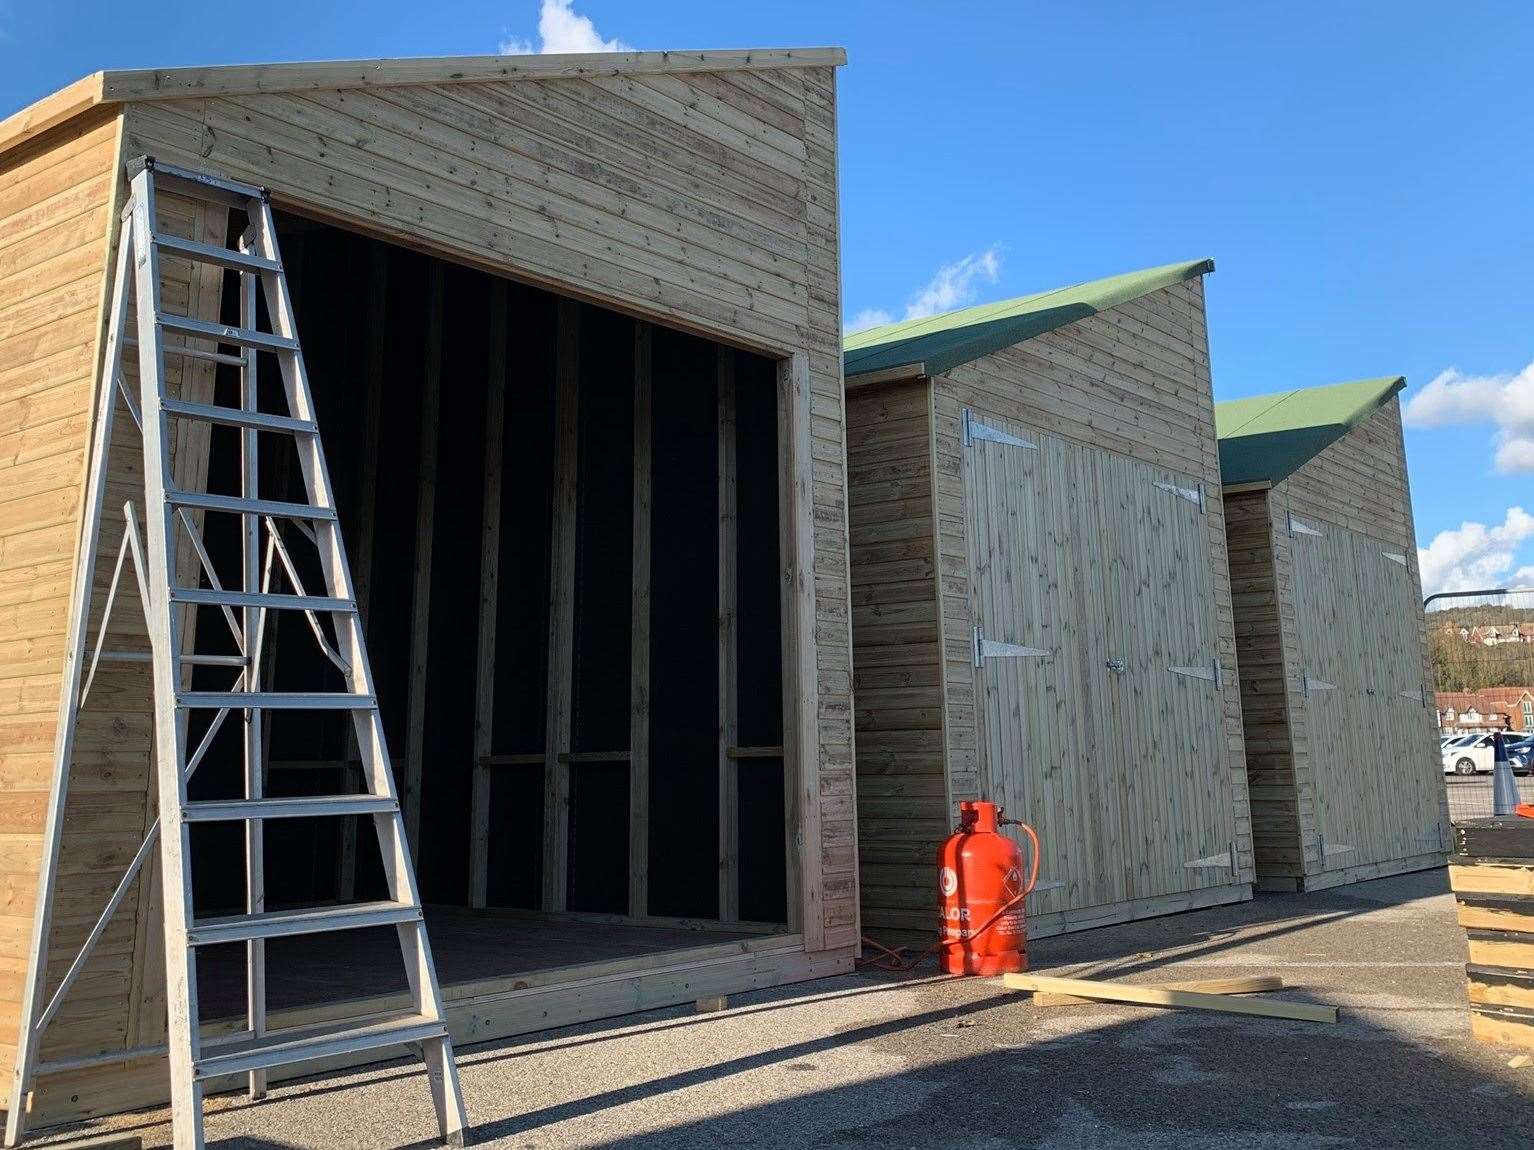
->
1273 400 1447 886
929 275 1254 936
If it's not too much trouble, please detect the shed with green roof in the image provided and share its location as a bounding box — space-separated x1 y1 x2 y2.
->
845 260 1255 946
1219 378 1448 892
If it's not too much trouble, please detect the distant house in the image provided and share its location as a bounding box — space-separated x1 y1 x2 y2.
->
1466 623 1534 646
1437 688 1534 733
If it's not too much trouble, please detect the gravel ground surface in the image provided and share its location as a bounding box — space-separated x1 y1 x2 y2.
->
35 868 1534 1149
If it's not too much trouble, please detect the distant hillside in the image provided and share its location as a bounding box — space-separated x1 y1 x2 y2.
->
1428 606 1534 692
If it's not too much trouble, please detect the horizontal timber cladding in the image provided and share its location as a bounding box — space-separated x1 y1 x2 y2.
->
1 56 854 1125
913 276 1253 938
0 107 125 1086
1248 398 1449 890
109 64 854 946
845 380 947 937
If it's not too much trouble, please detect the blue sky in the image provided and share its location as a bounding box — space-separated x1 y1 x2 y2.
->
5 2 1531 594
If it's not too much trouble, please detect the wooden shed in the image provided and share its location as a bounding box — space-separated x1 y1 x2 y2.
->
1219 378 1449 891
843 260 1254 945
0 48 856 1128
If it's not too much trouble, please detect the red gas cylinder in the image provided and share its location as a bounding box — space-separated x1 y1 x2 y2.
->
937 801 1039 976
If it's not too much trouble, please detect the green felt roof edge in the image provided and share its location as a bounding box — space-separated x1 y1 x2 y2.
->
842 258 1215 380
1215 375 1407 487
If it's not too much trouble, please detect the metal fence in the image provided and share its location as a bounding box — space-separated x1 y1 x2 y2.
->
1428 586 1534 823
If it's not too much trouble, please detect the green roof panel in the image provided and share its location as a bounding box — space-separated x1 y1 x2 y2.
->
843 258 1214 380
1216 376 1406 487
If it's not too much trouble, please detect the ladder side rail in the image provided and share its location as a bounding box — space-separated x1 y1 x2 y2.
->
248 195 468 1149
131 165 207 1150
239 252 268 1101
2 220 138 1149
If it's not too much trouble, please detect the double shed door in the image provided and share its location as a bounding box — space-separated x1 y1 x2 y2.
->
1288 514 1443 871
963 411 1236 919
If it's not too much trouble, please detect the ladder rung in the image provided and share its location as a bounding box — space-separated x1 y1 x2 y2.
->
138 157 267 206
182 795 398 823
177 691 374 710
126 336 247 367
167 490 336 521
194 1012 445 1080
158 314 298 354
169 588 355 613
187 900 421 946
152 232 282 274
162 396 317 435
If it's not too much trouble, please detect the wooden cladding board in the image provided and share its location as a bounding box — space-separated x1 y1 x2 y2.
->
1234 398 1449 891
0 108 124 1085
1450 848 1534 1050
1225 489 1312 879
964 410 1238 923
845 381 945 937
0 61 851 1123
117 64 855 953
919 277 1252 937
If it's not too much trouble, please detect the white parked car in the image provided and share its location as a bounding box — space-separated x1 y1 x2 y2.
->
1443 733 1497 776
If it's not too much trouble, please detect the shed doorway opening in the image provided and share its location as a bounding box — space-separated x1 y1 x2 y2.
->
179 210 793 1024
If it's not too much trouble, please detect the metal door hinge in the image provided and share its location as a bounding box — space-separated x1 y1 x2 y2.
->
1154 479 1205 511
963 408 1036 451
1382 551 1407 567
1288 512 1323 538
1184 845 1235 872
1168 659 1223 689
1303 674 1336 695
973 626 1051 668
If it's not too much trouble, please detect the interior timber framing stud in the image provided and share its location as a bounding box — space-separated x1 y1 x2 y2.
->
464 301 795 920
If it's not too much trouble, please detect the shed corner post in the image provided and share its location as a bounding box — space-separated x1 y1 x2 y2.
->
778 351 821 949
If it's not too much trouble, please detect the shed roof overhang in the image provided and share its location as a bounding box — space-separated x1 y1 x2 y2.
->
842 258 1214 384
0 47 847 157
1215 375 1407 488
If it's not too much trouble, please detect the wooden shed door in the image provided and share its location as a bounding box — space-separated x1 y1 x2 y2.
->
964 411 1235 917
1291 517 1443 871
964 414 1119 916
1096 451 1237 901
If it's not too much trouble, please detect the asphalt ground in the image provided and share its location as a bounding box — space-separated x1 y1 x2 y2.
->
36 868 1534 1149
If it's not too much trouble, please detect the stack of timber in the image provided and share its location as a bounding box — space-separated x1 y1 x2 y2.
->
1449 817 1534 1049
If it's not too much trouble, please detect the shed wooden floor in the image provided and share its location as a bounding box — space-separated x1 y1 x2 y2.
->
194 911 756 1019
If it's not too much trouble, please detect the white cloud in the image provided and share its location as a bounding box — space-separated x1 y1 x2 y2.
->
1403 360 1534 474
843 245 1003 334
845 308 893 334
1418 506 1534 598
499 0 630 55
905 248 1003 320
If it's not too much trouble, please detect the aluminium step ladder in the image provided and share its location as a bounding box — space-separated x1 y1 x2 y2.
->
4 157 468 1148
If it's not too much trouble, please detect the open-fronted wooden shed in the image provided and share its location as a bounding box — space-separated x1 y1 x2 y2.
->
843 260 1254 945
0 47 856 1128
1220 377 1449 891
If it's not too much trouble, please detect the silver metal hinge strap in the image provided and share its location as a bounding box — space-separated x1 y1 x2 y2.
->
1288 513 1323 537
1154 480 1205 510
963 408 1037 451
1168 659 1223 689
973 626 1051 667
1303 675 1337 695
